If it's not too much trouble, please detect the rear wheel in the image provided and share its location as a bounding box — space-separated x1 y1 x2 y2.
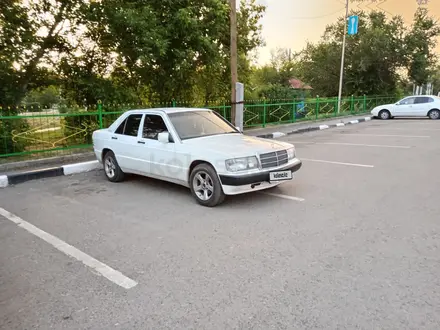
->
379 110 391 120
190 163 225 207
428 109 440 120
103 150 125 182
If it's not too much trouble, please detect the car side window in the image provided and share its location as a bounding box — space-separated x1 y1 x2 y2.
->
142 114 172 141
114 114 142 136
399 97 416 105
414 97 432 104
115 119 126 134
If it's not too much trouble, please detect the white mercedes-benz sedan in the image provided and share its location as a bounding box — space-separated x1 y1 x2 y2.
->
92 108 302 207
371 95 440 120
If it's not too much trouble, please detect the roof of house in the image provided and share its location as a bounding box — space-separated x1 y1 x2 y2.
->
288 78 313 90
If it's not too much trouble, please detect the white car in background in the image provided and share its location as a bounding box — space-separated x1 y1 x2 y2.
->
371 95 440 120
92 108 302 207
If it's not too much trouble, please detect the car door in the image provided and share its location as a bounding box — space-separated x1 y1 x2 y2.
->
394 97 416 117
135 113 184 183
412 97 432 116
111 113 143 172
412 96 429 117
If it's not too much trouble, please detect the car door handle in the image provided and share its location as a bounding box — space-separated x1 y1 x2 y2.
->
137 141 145 144
111 136 118 140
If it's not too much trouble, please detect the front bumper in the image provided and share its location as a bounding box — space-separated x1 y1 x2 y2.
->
219 158 302 186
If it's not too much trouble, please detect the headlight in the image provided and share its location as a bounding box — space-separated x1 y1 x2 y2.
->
287 147 295 160
225 156 258 172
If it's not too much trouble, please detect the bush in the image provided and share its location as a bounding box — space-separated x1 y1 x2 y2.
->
0 117 30 155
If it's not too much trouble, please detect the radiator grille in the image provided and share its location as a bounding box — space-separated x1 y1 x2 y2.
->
259 150 288 169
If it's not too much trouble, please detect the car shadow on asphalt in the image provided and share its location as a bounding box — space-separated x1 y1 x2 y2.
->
382 117 432 121
116 172 285 208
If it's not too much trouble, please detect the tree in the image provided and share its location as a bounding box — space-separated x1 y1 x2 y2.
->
85 0 265 103
429 63 440 95
58 44 140 106
0 0 86 105
86 0 225 102
297 11 411 96
248 47 305 99
405 8 440 86
24 85 60 109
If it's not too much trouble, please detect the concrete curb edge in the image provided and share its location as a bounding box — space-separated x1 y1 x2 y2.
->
0 160 101 188
256 116 373 139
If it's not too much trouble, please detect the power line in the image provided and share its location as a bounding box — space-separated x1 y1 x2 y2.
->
290 8 345 20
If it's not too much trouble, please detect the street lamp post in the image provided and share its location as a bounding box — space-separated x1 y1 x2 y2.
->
230 0 238 124
337 0 349 114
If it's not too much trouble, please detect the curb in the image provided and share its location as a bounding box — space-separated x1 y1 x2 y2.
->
256 117 372 139
0 160 101 188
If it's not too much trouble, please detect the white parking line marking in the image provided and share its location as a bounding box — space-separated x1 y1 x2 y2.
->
366 127 440 131
301 158 374 168
320 142 411 149
289 141 410 149
260 192 305 202
0 207 138 290
342 133 430 138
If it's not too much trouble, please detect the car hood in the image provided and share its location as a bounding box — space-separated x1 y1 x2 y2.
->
182 133 292 157
374 103 395 110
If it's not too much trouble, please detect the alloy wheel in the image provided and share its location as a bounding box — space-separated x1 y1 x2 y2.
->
192 171 214 201
105 157 116 178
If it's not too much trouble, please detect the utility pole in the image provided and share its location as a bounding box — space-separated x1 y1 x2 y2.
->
337 0 349 114
230 0 238 124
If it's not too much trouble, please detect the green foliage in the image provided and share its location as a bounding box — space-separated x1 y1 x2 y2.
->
430 64 440 95
59 49 140 106
2 0 438 126
82 0 265 104
248 48 312 100
251 9 439 98
405 8 440 85
255 84 305 100
0 0 85 104
24 85 60 110
298 11 411 96
0 116 30 155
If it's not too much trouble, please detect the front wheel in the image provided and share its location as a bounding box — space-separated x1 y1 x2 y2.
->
428 109 440 120
379 110 391 120
189 164 225 207
103 150 125 182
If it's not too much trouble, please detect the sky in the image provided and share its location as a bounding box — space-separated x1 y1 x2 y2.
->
254 0 440 65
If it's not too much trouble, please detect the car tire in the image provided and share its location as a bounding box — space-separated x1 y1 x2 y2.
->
378 110 391 120
103 150 125 182
428 109 440 120
190 163 225 207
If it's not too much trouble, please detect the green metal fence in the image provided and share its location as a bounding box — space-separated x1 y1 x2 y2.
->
0 95 397 162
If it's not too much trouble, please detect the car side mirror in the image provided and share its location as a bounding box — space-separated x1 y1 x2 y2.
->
158 132 170 143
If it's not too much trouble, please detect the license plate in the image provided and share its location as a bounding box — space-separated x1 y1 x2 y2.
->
269 170 292 182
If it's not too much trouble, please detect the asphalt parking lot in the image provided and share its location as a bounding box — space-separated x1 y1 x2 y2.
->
1 118 440 330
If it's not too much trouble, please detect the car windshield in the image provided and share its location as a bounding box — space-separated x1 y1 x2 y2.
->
168 111 238 140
